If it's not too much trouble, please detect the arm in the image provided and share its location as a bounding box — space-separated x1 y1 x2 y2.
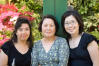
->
58 39 69 66
31 43 39 66
0 49 8 66
87 41 99 66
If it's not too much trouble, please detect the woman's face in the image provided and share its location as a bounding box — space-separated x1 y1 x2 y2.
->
64 15 79 36
42 18 56 38
16 23 30 41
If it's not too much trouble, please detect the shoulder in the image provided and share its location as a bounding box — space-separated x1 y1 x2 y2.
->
82 32 98 47
56 36 68 46
1 40 13 49
56 36 67 42
1 40 13 55
83 32 96 38
33 40 41 48
83 32 97 43
83 32 94 37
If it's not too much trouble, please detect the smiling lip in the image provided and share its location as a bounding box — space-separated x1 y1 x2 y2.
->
21 34 28 38
46 32 52 33
69 28 74 31
68 27 75 30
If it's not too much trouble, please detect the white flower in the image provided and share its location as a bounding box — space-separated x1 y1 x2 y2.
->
10 16 18 24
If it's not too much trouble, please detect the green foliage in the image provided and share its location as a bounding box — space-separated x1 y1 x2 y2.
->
94 1 99 12
70 0 99 40
71 0 97 15
90 30 99 40
0 0 5 4
0 30 12 39
10 0 43 41
31 13 42 42
84 13 99 32
26 0 43 13
83 13 99 40
11 0 43 13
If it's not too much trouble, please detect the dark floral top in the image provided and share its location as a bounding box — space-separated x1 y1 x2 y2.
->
31 37 69 66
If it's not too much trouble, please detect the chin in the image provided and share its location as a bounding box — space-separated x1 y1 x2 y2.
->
68 31 75 35
20 39 27 41
45 35 54 37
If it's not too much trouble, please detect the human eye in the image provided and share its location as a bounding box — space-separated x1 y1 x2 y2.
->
25 28 30 31
64 22 68 25
50 24 54 27
71 20 75 24
18 28 23 31
43 24 47 27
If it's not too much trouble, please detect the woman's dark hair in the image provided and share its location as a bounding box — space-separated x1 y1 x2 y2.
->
61 10 84 39
38 15 59 35
11 17 33 48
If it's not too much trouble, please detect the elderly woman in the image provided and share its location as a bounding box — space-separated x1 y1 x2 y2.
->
31 15 69 66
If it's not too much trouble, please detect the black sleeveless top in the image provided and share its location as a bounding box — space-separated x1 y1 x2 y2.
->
68 33 98 66
1 40 32 66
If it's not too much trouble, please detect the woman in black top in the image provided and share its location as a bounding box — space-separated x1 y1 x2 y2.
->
61 10 99 66
0 17 33 66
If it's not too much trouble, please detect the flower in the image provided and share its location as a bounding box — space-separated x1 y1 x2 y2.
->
98 25 99 31
0 4 35 47
10 16 19 24
0 38 9 47
1 4 18 13
0 23 5 30
0 11 20 30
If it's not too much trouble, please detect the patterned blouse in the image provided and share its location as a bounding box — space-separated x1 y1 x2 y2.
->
31 37 69 66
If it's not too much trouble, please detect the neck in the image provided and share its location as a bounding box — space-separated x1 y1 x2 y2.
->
43 36 56 42
17 40 27 45
71 33 80 39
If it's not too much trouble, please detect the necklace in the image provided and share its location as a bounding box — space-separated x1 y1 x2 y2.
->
69 35 81 48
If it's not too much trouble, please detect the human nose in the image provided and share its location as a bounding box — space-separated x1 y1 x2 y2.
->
47 25 50 29
22 29 26 33
68 23 73 27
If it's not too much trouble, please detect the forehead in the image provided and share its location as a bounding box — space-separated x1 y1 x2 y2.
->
65 15 77 22
43 18 54 24
20 23 29 28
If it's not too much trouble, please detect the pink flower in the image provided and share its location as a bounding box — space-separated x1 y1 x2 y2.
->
0 11 20 29
0 23 5 30
0 11 20 19
98 25 99 30
1 4 18 12
0 4 2 8
24 11 33 16
0 40 5 46
0 4 35 47
21 6 26 10
0 38 9 46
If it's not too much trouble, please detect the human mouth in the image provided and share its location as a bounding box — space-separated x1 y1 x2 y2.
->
21 34 28 38
46 32 52 34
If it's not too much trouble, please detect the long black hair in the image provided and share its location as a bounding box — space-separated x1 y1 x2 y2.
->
61 10 84 39
11 17 33 48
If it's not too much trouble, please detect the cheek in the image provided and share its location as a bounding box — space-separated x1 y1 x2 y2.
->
64 26 68 31
41 29 45 34
16 33 21 38
27 31 30 34
50 27 56 34
52 27 56 31
75 24 79 30
16 32 20 36
41 26 45 31
25 32 30 37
